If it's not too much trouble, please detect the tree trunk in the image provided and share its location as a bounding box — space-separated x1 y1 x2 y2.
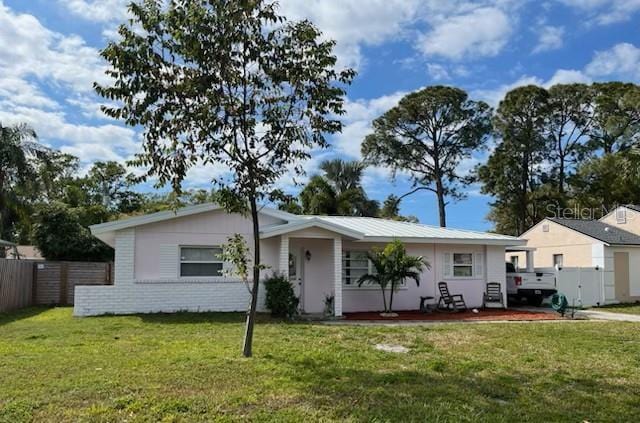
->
435 176 446 227
380 284 388 313
242 196 261 357
558 154 565 194
389 282 395 313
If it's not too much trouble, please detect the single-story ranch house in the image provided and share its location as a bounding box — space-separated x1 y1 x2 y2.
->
74 204 523 316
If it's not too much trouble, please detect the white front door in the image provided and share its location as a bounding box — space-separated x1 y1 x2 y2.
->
288 249 303 311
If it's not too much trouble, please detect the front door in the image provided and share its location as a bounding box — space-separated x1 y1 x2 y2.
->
288 250 303 311
614 252 630 302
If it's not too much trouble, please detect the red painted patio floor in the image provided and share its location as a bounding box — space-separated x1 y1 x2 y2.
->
343 309 560 321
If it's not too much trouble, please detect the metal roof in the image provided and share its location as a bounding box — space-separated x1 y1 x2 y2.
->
89 202 522 246
297 216 521 244
549 218 640 246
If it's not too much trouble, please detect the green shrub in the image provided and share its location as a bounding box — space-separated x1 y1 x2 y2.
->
264 274 299 318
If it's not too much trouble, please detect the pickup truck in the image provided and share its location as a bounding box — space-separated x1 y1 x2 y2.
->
505 262 557 306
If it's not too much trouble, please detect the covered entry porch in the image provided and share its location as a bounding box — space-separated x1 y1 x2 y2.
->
264 219 366 317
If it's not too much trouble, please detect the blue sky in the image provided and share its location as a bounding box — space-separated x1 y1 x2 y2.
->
1 1 639 231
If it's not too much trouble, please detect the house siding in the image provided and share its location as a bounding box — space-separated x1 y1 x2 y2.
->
339 242 499 311
74 211 281 316
508 219 597 268
76 209 511 316
600 207 640 235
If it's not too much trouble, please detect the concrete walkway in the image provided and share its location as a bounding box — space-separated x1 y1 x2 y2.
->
574 309 640 322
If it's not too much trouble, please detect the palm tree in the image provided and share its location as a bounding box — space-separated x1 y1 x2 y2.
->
0 123 44 245
357 240 429 315
320 159 365 193
299 159 379 216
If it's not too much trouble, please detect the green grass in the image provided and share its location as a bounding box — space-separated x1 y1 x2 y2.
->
1 308 640 422
596 302 640 315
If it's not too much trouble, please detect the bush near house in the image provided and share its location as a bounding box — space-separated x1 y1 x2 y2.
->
264 274 299 318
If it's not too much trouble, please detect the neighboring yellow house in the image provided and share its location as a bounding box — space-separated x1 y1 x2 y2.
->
506 205 640 303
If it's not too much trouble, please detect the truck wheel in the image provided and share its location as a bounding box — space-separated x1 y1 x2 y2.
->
528 296 544 307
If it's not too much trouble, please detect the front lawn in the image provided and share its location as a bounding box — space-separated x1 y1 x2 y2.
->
1 308 640 422
596 303 640 315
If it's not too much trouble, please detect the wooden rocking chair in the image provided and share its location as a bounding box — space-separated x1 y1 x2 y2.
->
437 282 467 312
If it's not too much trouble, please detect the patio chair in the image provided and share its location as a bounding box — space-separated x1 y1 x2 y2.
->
483 282 505 309
437 282 467 312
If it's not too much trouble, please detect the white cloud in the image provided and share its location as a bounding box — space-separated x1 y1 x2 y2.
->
418 7 512 60
0 3 108 93
58 0 130 23
558 0 640 25
585 43 640 80
472 69 592 106
332 91 407 159
532 25 564 54
426 63 450 81
278 0 420 70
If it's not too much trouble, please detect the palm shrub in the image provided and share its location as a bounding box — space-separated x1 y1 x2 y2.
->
264 274 299 318
357 240 429 314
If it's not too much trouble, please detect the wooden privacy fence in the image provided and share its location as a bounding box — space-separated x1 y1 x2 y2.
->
0 259 35 312
0 259 113 312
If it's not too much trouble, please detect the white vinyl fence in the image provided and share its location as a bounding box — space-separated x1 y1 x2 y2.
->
536 266 616 307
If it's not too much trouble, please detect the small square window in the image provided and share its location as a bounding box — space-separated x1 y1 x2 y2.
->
542 224 549 232
452 253 474 277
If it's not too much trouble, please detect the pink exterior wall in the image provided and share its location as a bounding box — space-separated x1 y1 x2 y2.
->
290 238 334 313
339 242 498 311
134 210 282 281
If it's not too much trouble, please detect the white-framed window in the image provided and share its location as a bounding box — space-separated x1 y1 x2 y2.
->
179 246 224 277
452 253 473 277
342 250 371 286
616 208 627 224
443 252 483 279
542 224 550 232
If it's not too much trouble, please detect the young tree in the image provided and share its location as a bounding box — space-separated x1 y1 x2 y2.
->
96 1 353 356
478 86 549 235
362 86 492 227
357 240 428 315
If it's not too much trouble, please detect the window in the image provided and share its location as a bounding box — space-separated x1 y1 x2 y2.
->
453 253 473 277
542 224 549 232
553 254 564 267
342 251 370 286
616 208 627 224
180 246 224 277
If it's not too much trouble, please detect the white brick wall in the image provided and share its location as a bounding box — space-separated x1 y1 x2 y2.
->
73 281 267 316
74 227 267 316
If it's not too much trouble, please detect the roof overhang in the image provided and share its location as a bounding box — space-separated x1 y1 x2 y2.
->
260 218 365 240
506 245 536 252
90 203 300 247
356 236 525 246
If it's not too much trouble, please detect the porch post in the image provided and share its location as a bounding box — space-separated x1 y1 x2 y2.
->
333 237 343 317
279 235 289 277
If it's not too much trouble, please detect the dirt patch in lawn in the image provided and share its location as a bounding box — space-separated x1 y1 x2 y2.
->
344 309 560 322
